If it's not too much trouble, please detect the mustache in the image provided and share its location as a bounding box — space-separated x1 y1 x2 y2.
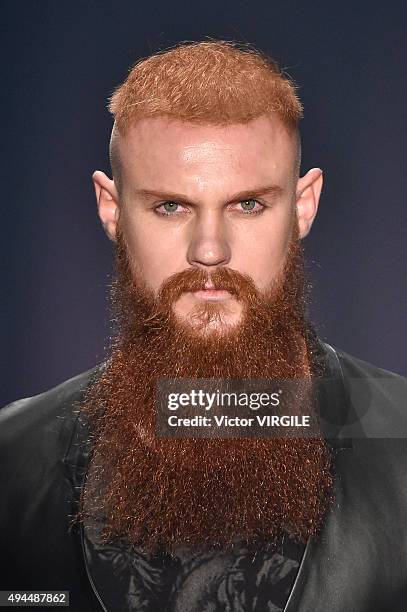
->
157 266 260 305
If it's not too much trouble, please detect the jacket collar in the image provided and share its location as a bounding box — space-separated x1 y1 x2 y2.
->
316 340 353 451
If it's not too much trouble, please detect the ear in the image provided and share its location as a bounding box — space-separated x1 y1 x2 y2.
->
295 168 323 238
92 170 120 241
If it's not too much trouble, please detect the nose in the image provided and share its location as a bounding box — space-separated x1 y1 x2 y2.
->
186 209 231 269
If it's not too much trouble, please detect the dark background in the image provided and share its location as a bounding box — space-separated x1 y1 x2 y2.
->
2 1 406 406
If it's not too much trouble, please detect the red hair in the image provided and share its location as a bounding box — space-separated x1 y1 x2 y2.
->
109 40 303 132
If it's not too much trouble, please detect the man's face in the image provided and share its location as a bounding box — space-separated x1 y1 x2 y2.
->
97 115 322 330
86 117 330 550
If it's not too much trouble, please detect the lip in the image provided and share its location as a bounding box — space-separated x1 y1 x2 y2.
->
192 288 232 301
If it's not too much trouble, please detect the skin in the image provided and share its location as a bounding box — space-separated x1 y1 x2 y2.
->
93 115 323 329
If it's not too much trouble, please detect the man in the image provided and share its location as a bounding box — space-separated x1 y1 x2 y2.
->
1 40 407 611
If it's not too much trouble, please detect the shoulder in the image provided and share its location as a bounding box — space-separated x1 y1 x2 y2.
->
0 364 103 460
330 345 407 420
332 344 407 382
323 342 407 455
322 345 407 518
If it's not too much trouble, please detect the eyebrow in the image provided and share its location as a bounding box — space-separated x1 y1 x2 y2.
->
132 184 284 204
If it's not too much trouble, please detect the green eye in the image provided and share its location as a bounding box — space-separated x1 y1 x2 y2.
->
240 199 257 211
163 201 179 213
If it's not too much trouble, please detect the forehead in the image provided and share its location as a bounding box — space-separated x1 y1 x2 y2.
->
116 115 297 194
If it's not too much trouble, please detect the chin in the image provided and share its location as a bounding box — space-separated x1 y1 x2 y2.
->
176 306 244 337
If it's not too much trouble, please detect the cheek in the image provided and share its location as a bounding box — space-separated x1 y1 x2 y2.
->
231 216 294 291
121 216 188 292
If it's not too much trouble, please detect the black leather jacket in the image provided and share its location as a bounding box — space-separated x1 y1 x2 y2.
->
1 342 407 611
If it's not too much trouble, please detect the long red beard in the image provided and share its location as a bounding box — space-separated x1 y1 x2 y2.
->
80 224 333 553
